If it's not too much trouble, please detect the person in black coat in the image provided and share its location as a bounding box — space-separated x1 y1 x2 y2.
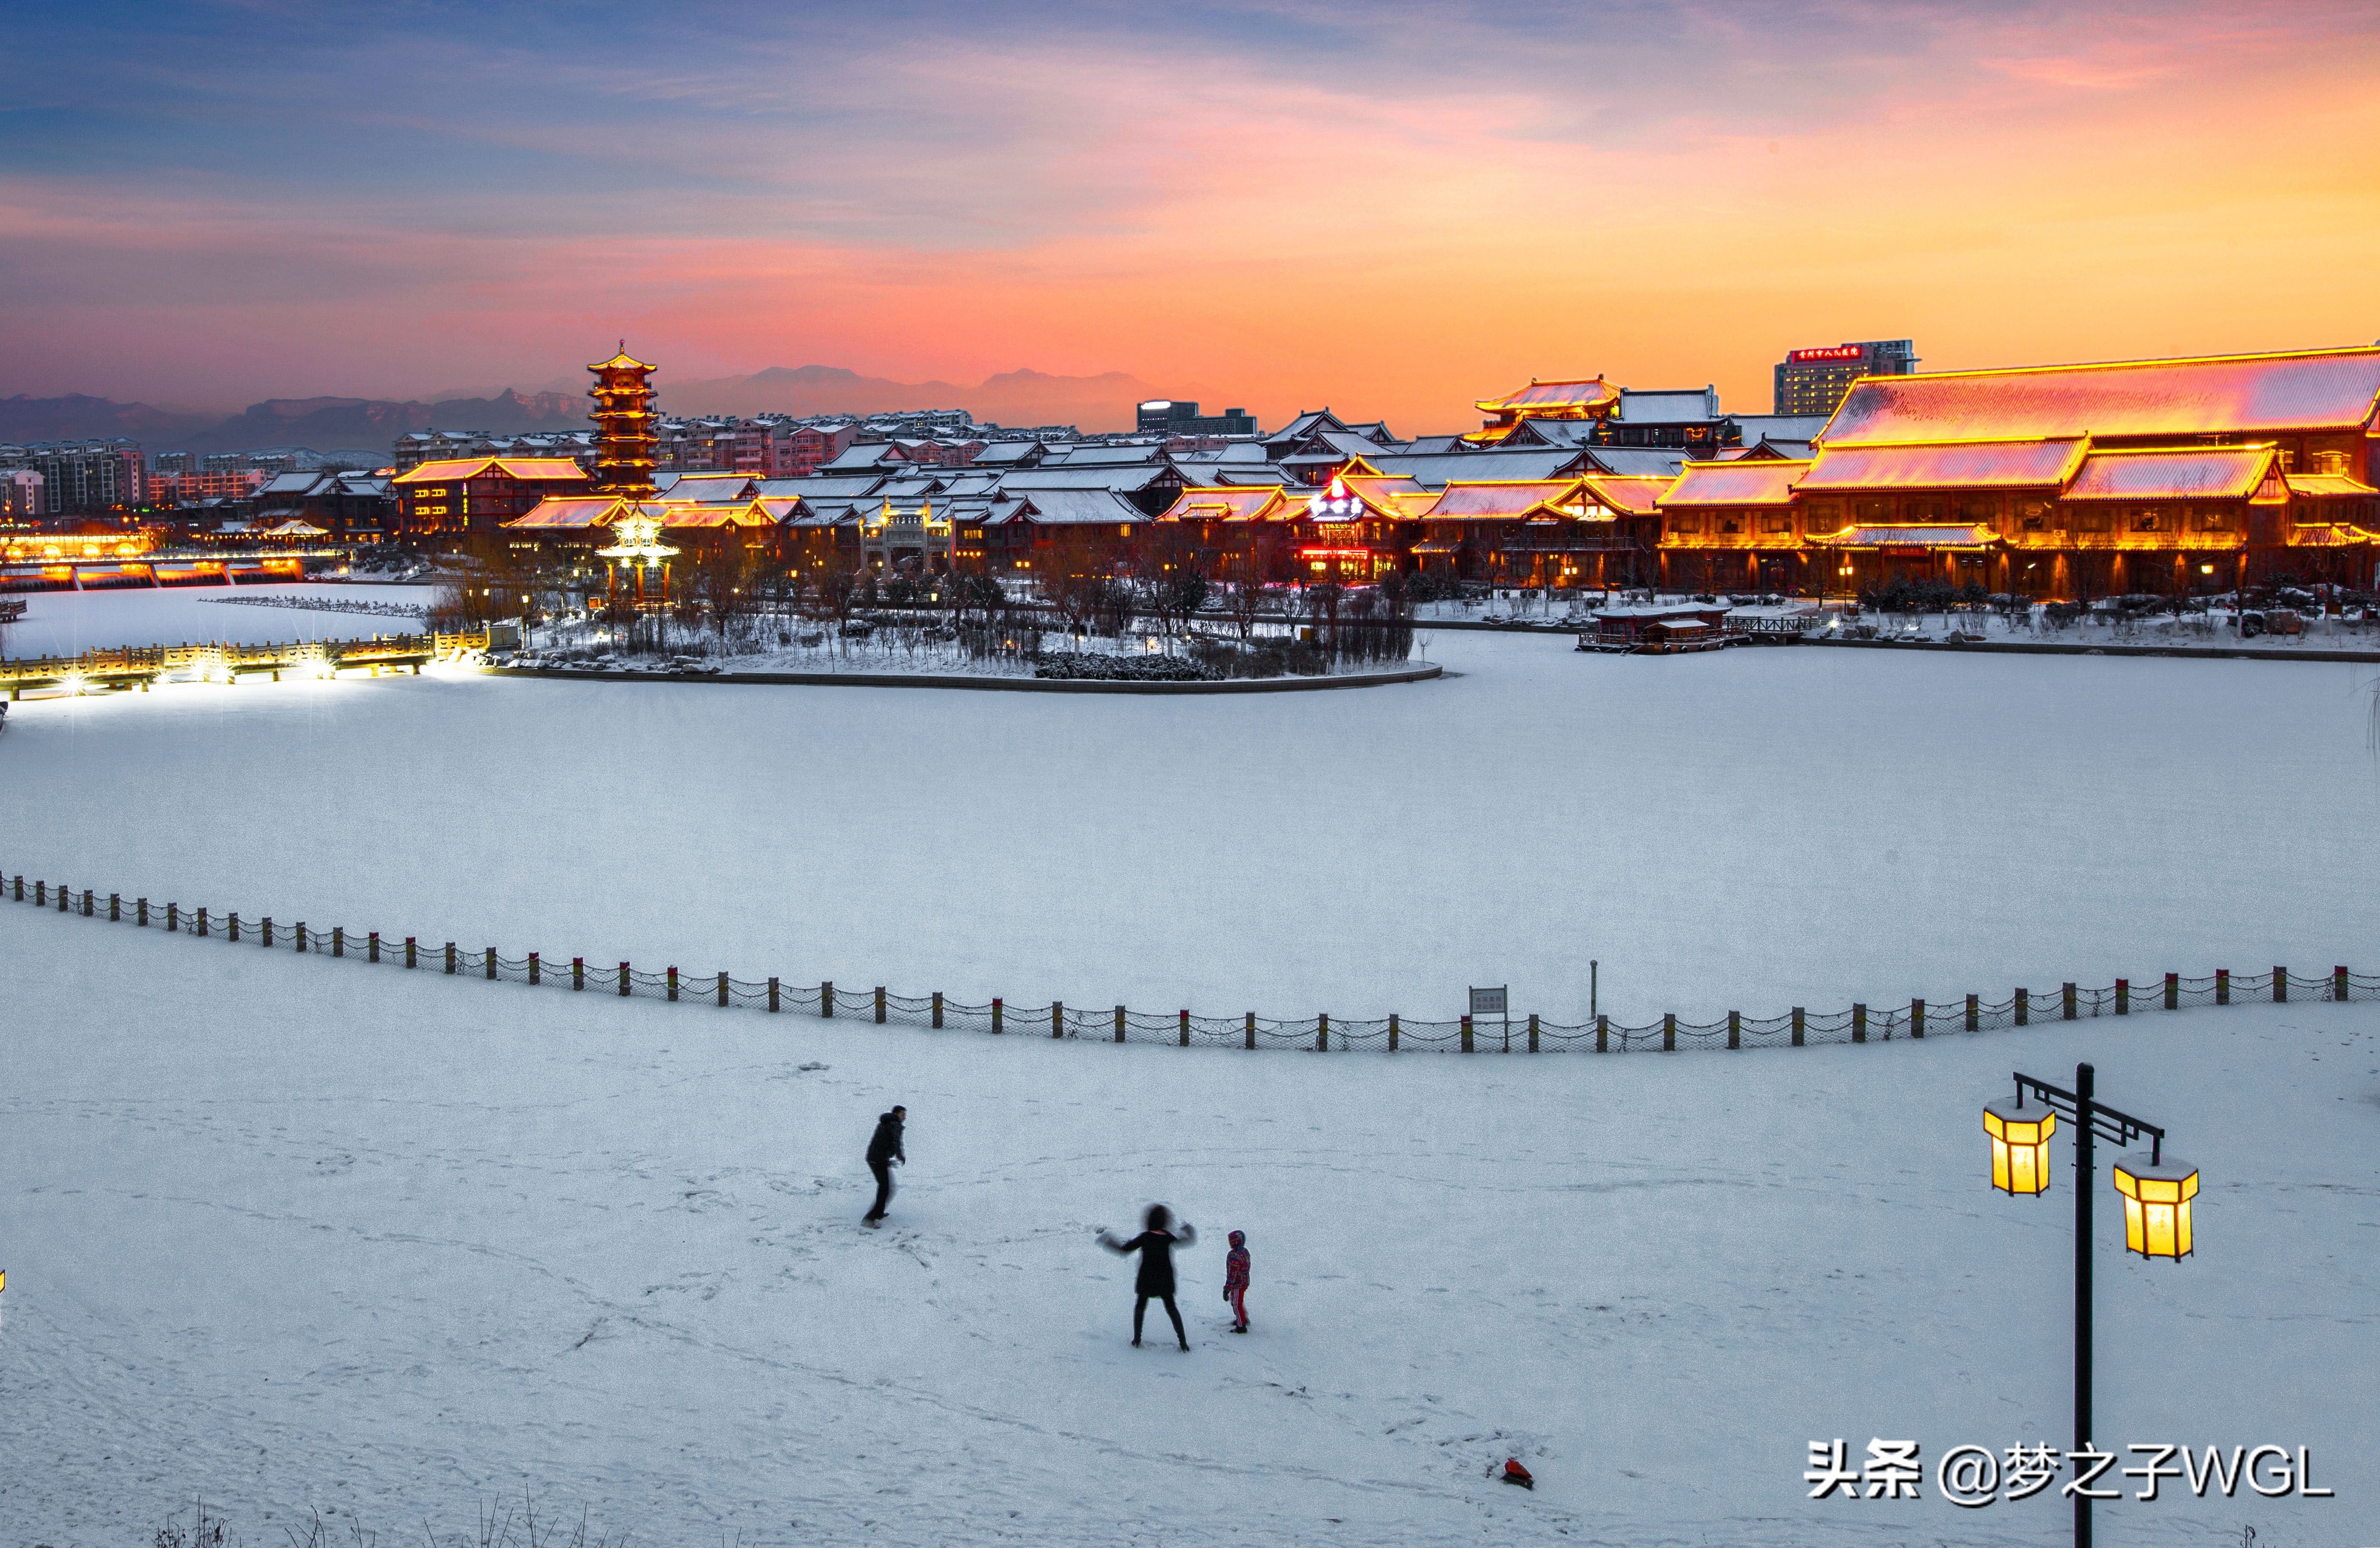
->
863 1106 905 1224
1099 1204 1196 1350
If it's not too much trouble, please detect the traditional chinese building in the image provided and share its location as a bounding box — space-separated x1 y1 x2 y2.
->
1654 346 2380 597
393 456 592 541
1465 378 1621 446
588 346 659 497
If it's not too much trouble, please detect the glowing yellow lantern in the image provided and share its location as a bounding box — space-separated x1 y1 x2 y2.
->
1983 1100 2056 1195
2112 1153 2197 1259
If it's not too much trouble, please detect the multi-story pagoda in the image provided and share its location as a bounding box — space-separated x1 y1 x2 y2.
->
588 344 658 497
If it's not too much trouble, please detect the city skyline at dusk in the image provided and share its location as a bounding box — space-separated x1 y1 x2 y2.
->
6 0 2379 432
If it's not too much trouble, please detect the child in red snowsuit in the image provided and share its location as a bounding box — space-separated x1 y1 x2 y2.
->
1223 1229 1250 1332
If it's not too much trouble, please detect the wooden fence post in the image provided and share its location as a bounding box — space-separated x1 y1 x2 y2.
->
1790 1007 1804 1047
1529 1012 1540 1053
1316 1013 1328 1053
368 929 380 962
444 940 455 975
169 902 180 932
1663 1013 1676 1052
2335 965 2349 1002
1052 1000 1064 1039
261 916 274 948
2015 987 2028 1024
770 977 781 1013
293 923 306 953
2164 971 2177 1009
138 897 148 928
618 961 630 997
2273 965 2287 1004
1727 1010 1740 1050
2061 982 2076 1019
1388 1013 1399 1052
1460 1014 1473 1053
485 947 496 981
821 981 835 1018
197 906 209 937
2215 968 2229 1005
2115 979 2128 1016
333 925 344 958
1965 993 1978 1031
1177 1009 1189 1047
228 911 240 942
666 966 678 1001
81 888 92 917
572 955 584 990
992 997 1004 1034
876 986 887 1024
932 991 943 1028
109 893 120 922
1911 997 1924 1039
1851 1003 1866 1043
1597 1013 1609 1053
406 935 419 968
1244 1013 1255 1050
527 950 537 983
1115 1005 1127 1044
718 972 729 1007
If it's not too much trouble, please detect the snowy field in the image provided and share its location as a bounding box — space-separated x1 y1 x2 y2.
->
0 897 2372 1547
3 627 2378 1023
3 583 432 657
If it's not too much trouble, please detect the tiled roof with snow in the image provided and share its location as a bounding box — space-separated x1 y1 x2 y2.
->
1822 347 2380 444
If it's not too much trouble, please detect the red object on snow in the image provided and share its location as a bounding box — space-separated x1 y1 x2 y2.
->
1502 1459 1534 1490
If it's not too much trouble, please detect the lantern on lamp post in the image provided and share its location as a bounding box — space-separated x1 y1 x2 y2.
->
1982 1098 2055 1195
1983 1064 2191 1548
2111 1152 2198 1260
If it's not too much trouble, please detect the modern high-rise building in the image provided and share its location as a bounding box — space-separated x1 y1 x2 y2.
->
1136 400 1256 436
0 440 143 513
1772 340 1920 417
1 468 45 519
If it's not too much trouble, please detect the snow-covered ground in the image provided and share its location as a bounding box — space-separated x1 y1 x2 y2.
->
0 897 2371 1547
3 629 2376 1024
4 583 433 657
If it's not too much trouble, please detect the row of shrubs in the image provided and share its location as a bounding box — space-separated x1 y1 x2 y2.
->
1032 653 1223 681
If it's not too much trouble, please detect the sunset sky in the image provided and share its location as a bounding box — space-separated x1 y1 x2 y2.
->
7 0 2378 433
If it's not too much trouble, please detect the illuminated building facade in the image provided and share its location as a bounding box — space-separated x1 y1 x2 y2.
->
1656 345 2380 597
393 456 591 539
1466 378 1622 447
589 346 659 497
1773 340 1920 417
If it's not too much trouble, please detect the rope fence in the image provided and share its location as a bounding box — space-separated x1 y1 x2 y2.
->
9 870 2369 1054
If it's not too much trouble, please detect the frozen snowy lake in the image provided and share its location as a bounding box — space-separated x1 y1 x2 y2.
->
0 898 2371 1546
3 582 432 657
2 629 2377 1023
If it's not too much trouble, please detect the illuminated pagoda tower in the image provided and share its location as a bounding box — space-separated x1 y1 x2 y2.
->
588 343 659 497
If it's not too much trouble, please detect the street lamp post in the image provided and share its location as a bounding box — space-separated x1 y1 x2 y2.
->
1985 1063 2195 1548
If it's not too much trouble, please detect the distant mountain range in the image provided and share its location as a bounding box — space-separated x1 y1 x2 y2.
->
656 365 1168 430
0 366 1177 456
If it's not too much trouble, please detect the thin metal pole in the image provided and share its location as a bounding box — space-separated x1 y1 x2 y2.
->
1590 960 1598 1022
2074 1060 2095 1548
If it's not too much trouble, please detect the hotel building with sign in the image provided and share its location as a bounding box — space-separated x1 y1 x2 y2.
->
1773 340 1920 416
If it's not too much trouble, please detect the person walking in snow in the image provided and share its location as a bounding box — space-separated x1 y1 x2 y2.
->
1223 1229 1251 1333
863 1105 905 1226
1099 1204 1196 1351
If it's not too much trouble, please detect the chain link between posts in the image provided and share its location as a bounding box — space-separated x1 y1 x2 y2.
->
9 869 2369 1055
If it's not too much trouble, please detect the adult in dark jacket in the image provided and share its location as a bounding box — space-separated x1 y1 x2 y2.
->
863 1106 905 1224
1098 1204 1196 1350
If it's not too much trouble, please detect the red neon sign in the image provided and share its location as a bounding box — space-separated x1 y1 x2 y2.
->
1788 345 1866 363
